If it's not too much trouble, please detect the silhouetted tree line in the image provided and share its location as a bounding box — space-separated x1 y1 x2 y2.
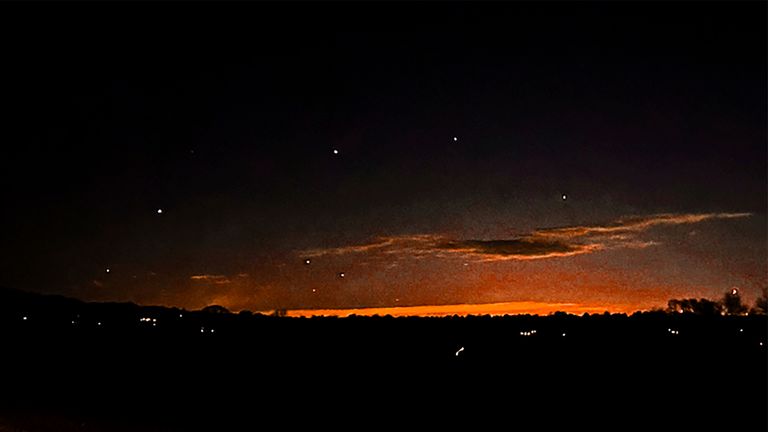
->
667 288 767 316
2 285 766 323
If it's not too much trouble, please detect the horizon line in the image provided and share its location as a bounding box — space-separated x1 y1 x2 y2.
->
271 301 644 318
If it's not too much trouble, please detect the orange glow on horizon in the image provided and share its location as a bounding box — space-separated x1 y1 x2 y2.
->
281 301 639 318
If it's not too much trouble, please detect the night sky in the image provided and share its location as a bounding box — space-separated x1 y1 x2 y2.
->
1 2 765 315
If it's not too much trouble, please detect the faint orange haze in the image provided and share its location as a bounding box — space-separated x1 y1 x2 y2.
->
76 211 762 314
281 301 639 317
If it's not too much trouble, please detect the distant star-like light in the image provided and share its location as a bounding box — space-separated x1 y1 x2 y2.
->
304 259 311 265
562 194 567 201
455 347 464 356
157 209 163 214
453 137 458 142
333 149 339 155
339 272 345 278
105 268 110 273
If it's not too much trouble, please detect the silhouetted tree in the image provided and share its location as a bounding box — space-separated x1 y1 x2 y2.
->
667 298 721 316
201 305 230 314
751 287 767 315
667 299 685 313
721 288 748 316
693 298 721 316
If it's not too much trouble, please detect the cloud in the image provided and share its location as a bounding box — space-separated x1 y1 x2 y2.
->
435 238 601 260
190 274 232 285
303 234 439 258
301 212 751 262
533 212 751 239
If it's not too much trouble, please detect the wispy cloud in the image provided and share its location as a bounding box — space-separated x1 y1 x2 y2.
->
534 212 751 239
190 274 232 285
304 234 440 258
301 212 751 262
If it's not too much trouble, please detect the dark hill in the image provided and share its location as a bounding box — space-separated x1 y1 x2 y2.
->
0 287 765 430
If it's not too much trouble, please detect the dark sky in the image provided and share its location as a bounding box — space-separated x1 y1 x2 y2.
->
0 2 765 314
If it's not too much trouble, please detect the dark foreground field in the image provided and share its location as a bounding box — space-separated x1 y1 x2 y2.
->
1 288 765 430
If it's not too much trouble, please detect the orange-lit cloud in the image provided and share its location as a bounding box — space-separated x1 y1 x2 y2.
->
534 212 751 238
190 274 232 285
300 212 750 262
303 234 441 257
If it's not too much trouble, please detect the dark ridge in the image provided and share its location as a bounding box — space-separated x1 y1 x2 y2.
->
0 286 765 430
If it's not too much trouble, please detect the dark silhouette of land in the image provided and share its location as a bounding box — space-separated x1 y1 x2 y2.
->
0 286 765 430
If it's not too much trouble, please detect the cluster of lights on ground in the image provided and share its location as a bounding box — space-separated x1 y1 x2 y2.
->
17 313 764 352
